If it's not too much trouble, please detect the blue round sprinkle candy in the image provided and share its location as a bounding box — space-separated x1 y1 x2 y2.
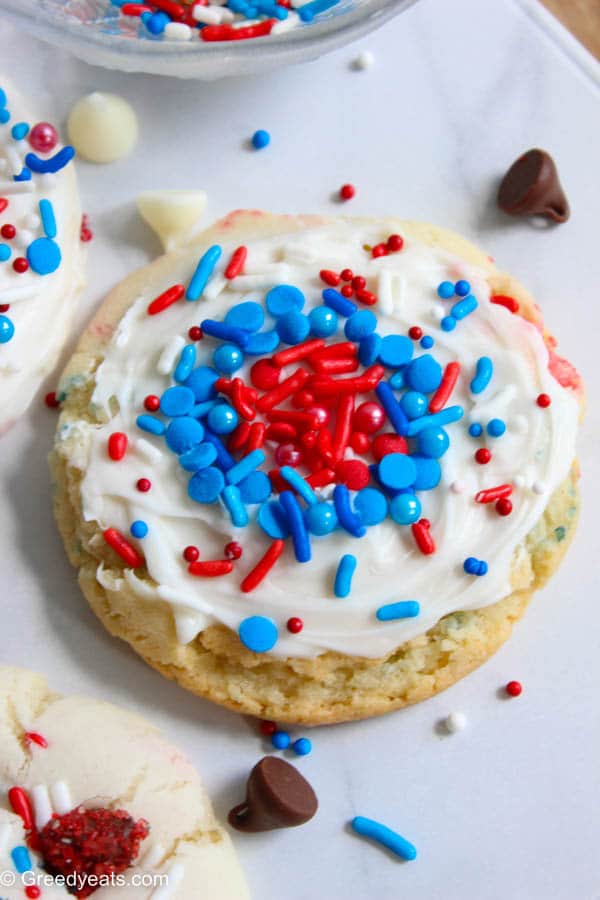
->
213 343 244 375
292 737 312 756
245 330 280 355
276 310 310 345
417 426 450 459
188 466 225 503
309 306 338 338
487 418 506 437
469 423 483 438
464 556 488 576
239 615 278 653
179 442 217 472
238 470 272 504
184 366 219 402
258 500 289 539
160 385 195 418
378 453 417 490
0 109 10 125
130 520 148 539
252 129 271 150
27 237 61 275
207 403 238 435
389 492 421 525
420 335 434 349
353 488 388 526
437 281 455 299
146 10 169 33
359 332 381 367
389 369 405 390
299 7 314 20
11 122 29 141
0 315 15 344
455 279 471 297
266 284 305 317
344 310 377 342
305 501 338 536
165 417 205 454
271 730 290 750
225 301 265 333
404 354 443 394
411 455 441 491
0 244 11 262
441 316 456 332
400 391 427 419
378 334 413 368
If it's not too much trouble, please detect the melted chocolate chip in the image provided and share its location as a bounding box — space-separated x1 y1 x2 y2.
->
228 756 318 832
497 149 570 223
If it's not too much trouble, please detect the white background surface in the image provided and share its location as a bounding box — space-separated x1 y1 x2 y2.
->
1 1 599 898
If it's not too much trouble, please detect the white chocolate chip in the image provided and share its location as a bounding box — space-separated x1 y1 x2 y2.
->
444 711 467 733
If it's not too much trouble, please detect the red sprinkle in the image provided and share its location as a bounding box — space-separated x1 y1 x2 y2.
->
536 393 551 408
0 303 9 312
232 378 256 420
201 18 275 40
250 358 281 390
311 356 359 375
188 325 203 341
9 786 35 833
147 284 185 316
491 294 520 314
103 528 144 568
408 326 423 340
224 541 243 560
352 276 366 290
225 245 247 279
387 234 404 252
188 559 234 576
310 341 357 362
350 431 370 454
340 268 354 282
320 269 341 287
332 394 355 462
475 448 492 465
265 422 298 443
144 394 160 412
121 3 152 14
496 497 513 516
336 459 370 490
339 183 355 201
107 432 128 461
25 887 41 899
241 539 285 592
1 223 16 239
228 421 251 452
411 518 435 555
273 338 325 368
371 243 388 258
152 0 185 16
287 617 304 634
257 368 309 413
305 468 336 488
136 478 152 492
25 731 48 749
246 421 266 451
475 484 512 504
505 680 522 697
341 285 354 298
372 432 408 461
183 545 200 563
44 391 60 409
259 719 277 736
13 257 29 273
355 288 377 306
429 361 460 414
0 198 8 214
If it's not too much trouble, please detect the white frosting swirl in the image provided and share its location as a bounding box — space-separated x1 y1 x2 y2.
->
66 219 578 659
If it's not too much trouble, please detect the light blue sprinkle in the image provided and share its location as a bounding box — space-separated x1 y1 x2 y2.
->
279 466 317 505
174 344 197 383
470 356 493 394
226 449 266 485
222 484 248 527
351 817 417 861
239 615 278 653
186 245 222 301
376 601 420 621
39 198 57 239
11 122 29 141
406 405 464 437
136 414 165 436
0 243 11 262
130 520 148 539
450 294 478 320
334 554 357 598
11 846 32 874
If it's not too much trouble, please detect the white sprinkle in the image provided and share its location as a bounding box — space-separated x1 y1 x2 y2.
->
450 480 465 494
532 480 546 495
0 180 34 195
514 474 526 488
5 145 24 176
50 781 72 815
31 784 53 830
272 10 300 33
432 303 446 319
192 5 222 23
136 438 163 463
203 272 227 301
351 50 375 70
164 22 192 40
444 711 467 733
157 335 186 375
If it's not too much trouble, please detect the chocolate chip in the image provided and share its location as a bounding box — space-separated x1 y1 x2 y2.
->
497 149 570 223
228 756 318 832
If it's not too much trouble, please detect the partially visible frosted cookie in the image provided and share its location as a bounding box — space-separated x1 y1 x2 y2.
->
0 667 249 899
0 80 84 433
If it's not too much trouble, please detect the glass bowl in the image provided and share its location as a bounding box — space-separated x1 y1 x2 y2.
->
0 0 418 80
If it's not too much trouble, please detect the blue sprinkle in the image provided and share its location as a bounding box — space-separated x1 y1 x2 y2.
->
11 122 29 141
276 309 310 345
0 315 15 344
25 146 75 174
239 615 278 653
309 305 338 338
378 453 416 490
450 294 478 320
179 442 217 472
188 466 225 503
244 330 280 355
160 385 195 417
225 301 265 333
411 455 441 490
470 356 493 394
39 198 57 239
389 369 405 390
207 403 238 435
400 391 427 419
404 354 442 394
238 470 272 504
359 332 381 367
226 449 266 485
165 416 205 453
389 492 421 525
184 366 219 401
454 279 471 297
0 88 7 106
213 342 244 374
258 500 290 539
266 284 305 317
280 490 311 562
437 281 455 299
353 487 388 525
200 319 249 348
441 316 456 332
378 334 413 368
375 382 409 436
27 237 61 275
295 0 338 17
173 344 197 383
0 108 9 125
322 287 357 317
420 335 434 349
469 423 483 437
333 484 366 538
136 414 166 436
351 816 417 861
487 418 506 437
271 730 290 749
292 737 312 756
417 426 449 459
0 243 11 262
305 501 338 536
203 428 234 470
146 10 170 33
406 405 464 437
14 167 31 182
222 484 248 527
334 554 357 598
464 557 488 576
376 601 420 622
191 400 217 419
252 129 271 150
279 466 317 505
11 846 32 874
344 309 377 342
130 520 148 539
186 245 222 301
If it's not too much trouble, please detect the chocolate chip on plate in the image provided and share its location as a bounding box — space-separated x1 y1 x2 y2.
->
228 756 318 832
497 149 570 222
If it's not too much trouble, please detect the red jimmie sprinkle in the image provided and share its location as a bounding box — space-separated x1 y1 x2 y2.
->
331 394 355 463
320 269 341 287
355 288 377 306
107 432 128 461
104 529 144 568
147 284 185 316
273 338 325 368
475 484 513 504
0 198 8 214
352 276 366 290
120 3 151 13
429 361 460 413
9 787 35 833
310 341 357 362
232 378 256 420
188 560 234 576
371 243 388 258
246 421 266 451
225 245 247 280
491 294 520 314
256 368 309 413
259 719 277 736
241 539 284 592
228 421 251 452
306 468 336 488
411 518 435 555
265 422 297 442
201 19 275 40
25 732 48 749
151 0 186 17
311 356 359 375
250 358 281 390
335 459 370 490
